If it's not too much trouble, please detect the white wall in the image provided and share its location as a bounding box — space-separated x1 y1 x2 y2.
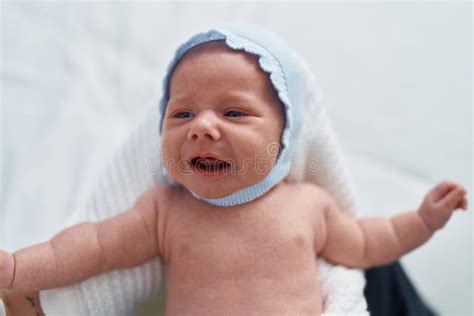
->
1 2 471 315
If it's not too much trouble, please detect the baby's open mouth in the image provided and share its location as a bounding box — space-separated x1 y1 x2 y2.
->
190 157 231 175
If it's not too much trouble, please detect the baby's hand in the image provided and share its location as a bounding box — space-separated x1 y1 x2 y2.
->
0 250 15 289
418 180 468 232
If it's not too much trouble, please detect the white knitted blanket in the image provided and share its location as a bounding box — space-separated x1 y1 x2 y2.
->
40 62 368 316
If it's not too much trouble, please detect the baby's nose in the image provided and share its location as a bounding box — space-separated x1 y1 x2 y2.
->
187 111 222 142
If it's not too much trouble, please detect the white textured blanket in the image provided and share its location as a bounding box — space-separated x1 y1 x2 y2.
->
40 60 368 315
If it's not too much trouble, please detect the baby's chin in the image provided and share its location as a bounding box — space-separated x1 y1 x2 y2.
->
185 181 241 199
168 167 271 199
179 175 262 199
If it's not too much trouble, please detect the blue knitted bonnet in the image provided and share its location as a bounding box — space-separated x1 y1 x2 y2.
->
159 26 304 206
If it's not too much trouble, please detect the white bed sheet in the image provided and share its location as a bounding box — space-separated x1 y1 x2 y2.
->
1 3 471 315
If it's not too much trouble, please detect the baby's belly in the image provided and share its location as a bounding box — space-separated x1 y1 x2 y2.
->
163 232 322 315
164 267 322 316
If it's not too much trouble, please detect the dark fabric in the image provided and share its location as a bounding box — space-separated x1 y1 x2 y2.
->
364 261 437 316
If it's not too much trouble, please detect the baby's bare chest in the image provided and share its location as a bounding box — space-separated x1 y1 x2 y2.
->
162 186 322 281
158 184 325 314
176 214 313 278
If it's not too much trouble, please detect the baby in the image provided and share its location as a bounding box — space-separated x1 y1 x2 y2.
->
0 28 468 315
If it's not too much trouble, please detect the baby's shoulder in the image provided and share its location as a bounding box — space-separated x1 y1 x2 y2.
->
135 183 184 210
273 181 333 215
147 182 180 196
282 181 333 202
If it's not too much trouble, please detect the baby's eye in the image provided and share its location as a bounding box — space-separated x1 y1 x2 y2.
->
225 110 245 117
174 111 193 119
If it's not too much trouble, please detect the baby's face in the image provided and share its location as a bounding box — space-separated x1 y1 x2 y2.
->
162 41 284 198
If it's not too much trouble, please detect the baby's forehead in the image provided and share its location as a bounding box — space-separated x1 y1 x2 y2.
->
172 41 263 77
181 40 255 61
168 41 282 104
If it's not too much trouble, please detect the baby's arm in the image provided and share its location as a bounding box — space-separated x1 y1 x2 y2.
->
0 289 44 316
319 181 468 269
0 188 160 291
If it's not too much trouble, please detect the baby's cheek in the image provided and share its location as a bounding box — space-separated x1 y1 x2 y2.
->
162 146 180 173
243 145 278 179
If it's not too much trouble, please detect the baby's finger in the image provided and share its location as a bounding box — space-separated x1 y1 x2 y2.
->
454 192 467 209
430 181 460 202
455 198 465 210
460 195 468 210
436 187 466 211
